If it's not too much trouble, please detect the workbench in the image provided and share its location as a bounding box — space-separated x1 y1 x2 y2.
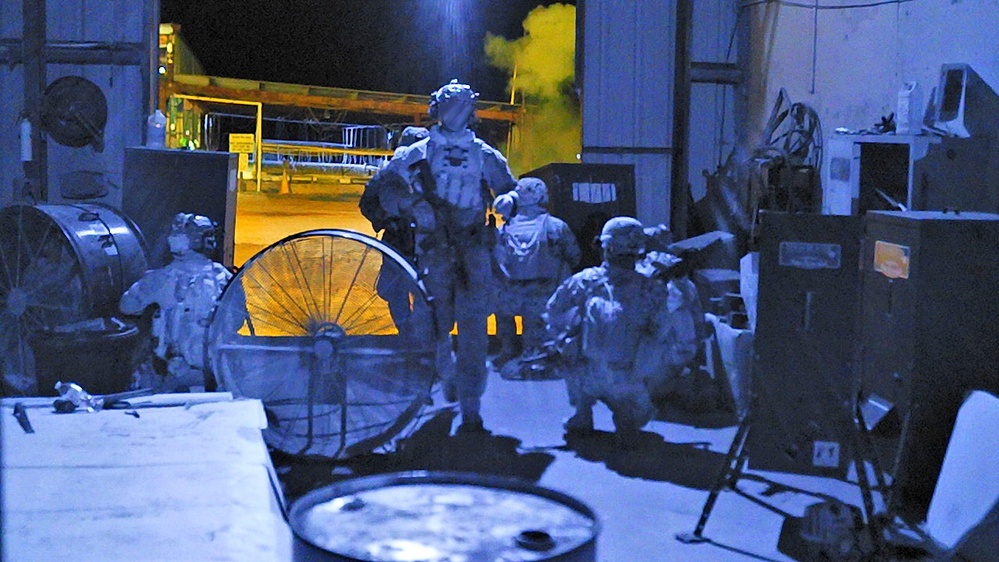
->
1 393 293 561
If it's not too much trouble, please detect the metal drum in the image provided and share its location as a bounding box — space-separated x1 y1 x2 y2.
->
0 203 148 320
0 203 148 396
38 203 147 317
290 471 599 561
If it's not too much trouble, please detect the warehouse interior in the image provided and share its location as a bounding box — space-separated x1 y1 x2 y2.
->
1 1 998 560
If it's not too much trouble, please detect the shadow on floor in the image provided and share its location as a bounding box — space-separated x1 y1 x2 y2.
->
559 429 727 490
275 408 556 502
654 399 740 429
384 408 556 479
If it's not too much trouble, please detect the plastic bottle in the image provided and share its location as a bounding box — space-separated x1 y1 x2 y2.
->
896 82 923 135
146 109 167 148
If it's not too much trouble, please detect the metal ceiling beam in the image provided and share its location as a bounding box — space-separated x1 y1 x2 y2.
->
690 62 743 85
168 74 523 124
0 40 147 66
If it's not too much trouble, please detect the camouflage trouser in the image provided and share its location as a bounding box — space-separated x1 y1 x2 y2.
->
496 279 559 353
418 242 497 416
375 256 421 336
564 359 655 435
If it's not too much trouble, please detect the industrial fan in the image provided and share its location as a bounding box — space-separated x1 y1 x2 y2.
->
0 203 148 396
40 75 108 152
209 229 438 459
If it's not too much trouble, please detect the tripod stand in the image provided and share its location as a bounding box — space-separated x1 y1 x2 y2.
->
675 398 889 558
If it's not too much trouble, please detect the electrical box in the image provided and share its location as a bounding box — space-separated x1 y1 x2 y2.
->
747 212 862 478
123 147 238 268
859 210 999 520
521 163 636 270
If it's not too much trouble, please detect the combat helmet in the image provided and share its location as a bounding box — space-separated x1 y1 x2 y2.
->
428 80 479 130
599 216 647 257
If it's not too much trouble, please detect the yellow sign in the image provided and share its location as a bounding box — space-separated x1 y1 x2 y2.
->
873 240 910 279
237 153 252 179
228 133 255 154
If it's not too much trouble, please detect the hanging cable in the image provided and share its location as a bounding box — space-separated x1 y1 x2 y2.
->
740 0 915 9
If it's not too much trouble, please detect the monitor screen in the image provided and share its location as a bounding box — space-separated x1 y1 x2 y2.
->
939 68 966 121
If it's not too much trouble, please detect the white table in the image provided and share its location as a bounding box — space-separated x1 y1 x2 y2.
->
1 394 293 561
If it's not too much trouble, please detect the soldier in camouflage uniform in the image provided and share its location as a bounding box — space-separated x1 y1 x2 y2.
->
544 217 671 448
492 177 580 377
120 213 231 392
368 80 517 433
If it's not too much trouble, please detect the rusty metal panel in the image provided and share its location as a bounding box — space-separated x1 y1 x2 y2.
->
0 0 156 208
0 67 24 207
46 63 146 208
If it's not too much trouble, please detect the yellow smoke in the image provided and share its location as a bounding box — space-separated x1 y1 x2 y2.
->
485 3 580 176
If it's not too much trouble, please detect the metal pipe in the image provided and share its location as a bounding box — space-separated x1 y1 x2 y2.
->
22 0 47 201
670 0 694 239
255 101 263 192
172 94 263 192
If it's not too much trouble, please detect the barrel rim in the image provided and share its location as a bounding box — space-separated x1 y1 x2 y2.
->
289 470 601 559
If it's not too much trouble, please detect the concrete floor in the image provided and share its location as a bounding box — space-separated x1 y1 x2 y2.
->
234 188 375 266
277 364 916 562
237 187 921 561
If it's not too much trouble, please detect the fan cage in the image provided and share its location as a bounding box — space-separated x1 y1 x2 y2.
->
209 229 439 458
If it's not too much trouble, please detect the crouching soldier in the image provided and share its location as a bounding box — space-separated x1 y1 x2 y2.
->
543 217 671 448
120 213 231 392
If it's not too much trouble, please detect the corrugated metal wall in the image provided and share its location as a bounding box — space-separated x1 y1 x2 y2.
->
578 0 677 226
0 0 158 208
688 1 739 202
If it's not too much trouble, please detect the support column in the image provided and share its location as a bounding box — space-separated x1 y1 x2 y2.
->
22 0 47 201
670 0 693 239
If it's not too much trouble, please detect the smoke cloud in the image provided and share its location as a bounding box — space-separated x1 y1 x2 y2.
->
485 3 580 176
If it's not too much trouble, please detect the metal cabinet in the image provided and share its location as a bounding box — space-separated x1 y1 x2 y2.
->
859 210 999 520
821 134 998 216
747 212 862 478
123 147 238 268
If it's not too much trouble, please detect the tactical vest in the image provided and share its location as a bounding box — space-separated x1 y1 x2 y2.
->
426 129 486 211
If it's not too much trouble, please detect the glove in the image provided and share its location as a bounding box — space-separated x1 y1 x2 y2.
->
493 192 518 219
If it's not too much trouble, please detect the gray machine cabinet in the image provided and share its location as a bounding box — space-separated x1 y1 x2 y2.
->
123 147 238 268
821 134 998 216
859 210 999 520
747 212 862 479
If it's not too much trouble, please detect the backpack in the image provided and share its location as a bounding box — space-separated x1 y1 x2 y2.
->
496 214 558 281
